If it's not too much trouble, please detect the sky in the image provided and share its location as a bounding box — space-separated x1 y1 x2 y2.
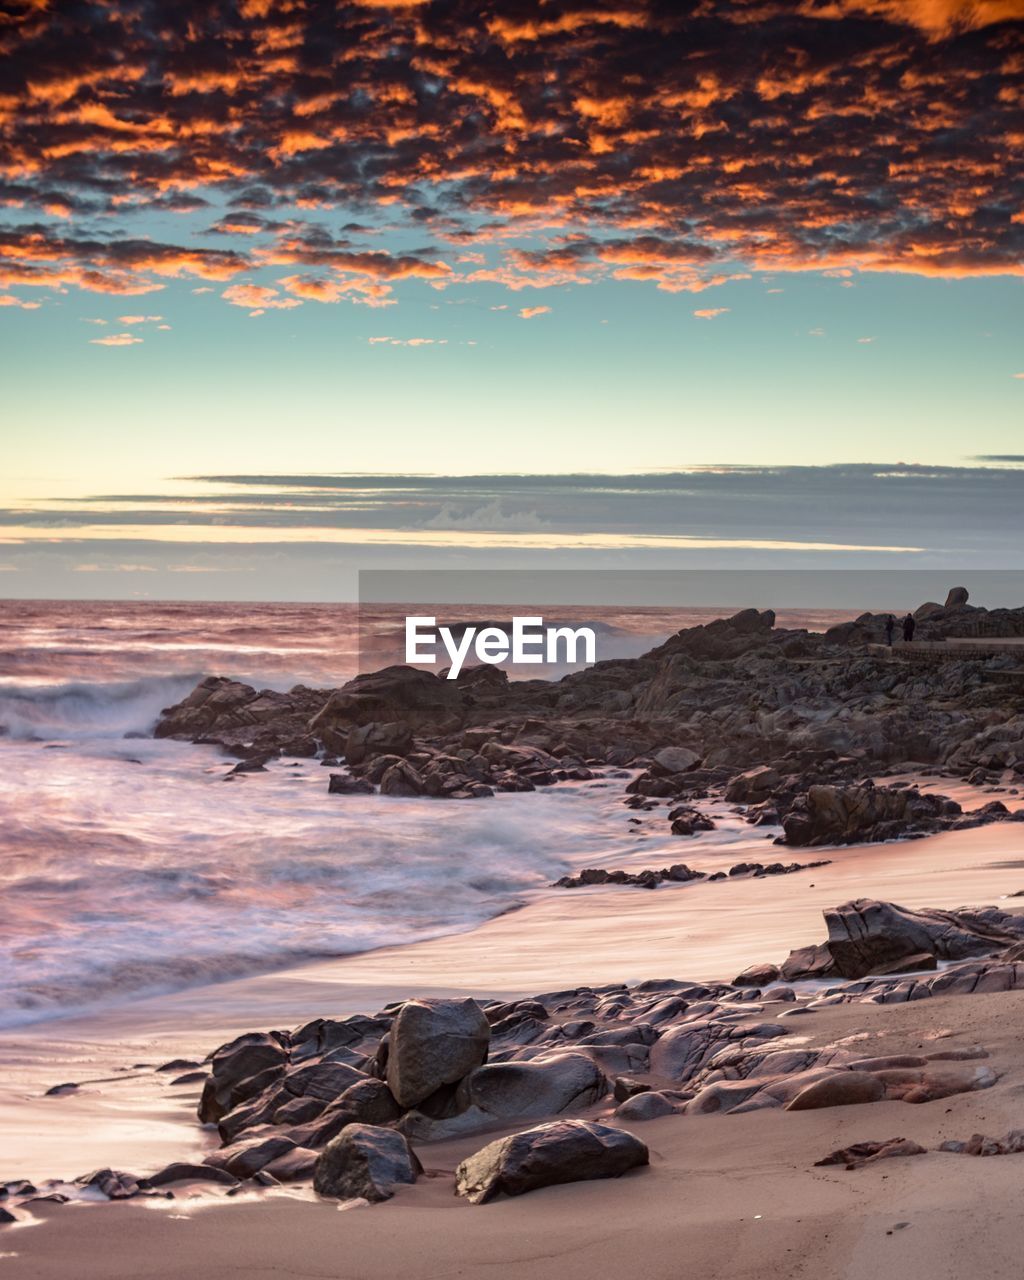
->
1 0 1021 598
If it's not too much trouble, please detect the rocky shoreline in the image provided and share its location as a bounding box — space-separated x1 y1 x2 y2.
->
6 896 1024 1221
153 590 1024 849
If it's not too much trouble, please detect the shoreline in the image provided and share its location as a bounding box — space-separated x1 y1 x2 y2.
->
2 810 1023 1185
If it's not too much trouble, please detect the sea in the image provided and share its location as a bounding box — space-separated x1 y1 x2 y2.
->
0 599 853 1030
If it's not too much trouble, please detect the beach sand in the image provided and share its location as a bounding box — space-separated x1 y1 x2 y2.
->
2 788 1023 1277
4 989 1024 1280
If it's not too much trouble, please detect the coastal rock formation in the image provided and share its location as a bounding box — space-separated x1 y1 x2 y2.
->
312 1124 421 1202
780 783 965 846
815 1138 928 1170
779 900 1024 981
454 1120 649 1204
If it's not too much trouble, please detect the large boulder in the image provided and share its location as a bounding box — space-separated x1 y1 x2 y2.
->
344 721 414 765
454 1119 648 1204
313 1124 421 1202
725 766 781 805
785 1071 885 1111
386 998 491 1108
455 1052 606 1120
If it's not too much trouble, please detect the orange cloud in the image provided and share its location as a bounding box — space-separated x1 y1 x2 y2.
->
89 332 144 346
519 305 551 319
693 307 730 318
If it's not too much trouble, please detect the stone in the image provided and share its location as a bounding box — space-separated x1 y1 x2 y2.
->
650 746 701 775
198 1030 289 1124
786 1071 886 1111
454 1119 649 1204
454 1052 607 1120
614 1090 681 1121
387 998 491 1108
725 767 781 805
733 962 780 987
313 1124 421 1202
945 587 969 608
148 1162 239 1188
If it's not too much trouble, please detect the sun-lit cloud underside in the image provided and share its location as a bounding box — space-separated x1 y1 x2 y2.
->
0 0 1019 316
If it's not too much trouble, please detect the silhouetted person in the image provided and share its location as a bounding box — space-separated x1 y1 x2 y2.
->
884 615 895 646
902 613 916 643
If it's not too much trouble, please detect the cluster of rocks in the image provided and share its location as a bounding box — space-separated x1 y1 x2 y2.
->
11 897 1024 1226
151 591 1024 841
552 859 830 890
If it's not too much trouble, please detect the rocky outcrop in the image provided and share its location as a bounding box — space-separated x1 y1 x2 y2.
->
454 1120 649 1204
312 1124 421 1202
779 899 1024 981
780 783 965 846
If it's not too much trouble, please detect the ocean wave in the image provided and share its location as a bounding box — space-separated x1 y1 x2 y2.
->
0 674 203 741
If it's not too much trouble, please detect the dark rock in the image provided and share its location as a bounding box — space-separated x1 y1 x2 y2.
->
313 1124 421 1202
386 998 490 1108
148 1162 239 1188
455 1119 648 1203
815 1137 927 1169
327 773 375 795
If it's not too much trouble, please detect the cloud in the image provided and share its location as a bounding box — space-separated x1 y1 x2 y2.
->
0 0 1016 315
693 307 729 319
221 283 302 313
519 306 551 319
89 332 144 346
0 294 41 309
117 314 163 324
423 500 554 531
367 336 446 345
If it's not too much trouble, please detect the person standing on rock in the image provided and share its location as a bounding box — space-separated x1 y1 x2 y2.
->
884 615 895 646
902 613 916 643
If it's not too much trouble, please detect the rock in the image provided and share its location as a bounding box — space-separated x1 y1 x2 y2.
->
386 998 490 1108
76 1168 142 1199
313 1124 421 1202
733 962 780 987
379 759 425 797
148 1162 239 1188
454 1052 607 1121
945 587 969 608
786 1071 885 1111
614 1090 681 1120
960 1130 1024 1156
454 1119 649 1204
781 783 961 847
0 1207 17 1225
725 767 781 805
327 773 375 795
815 1137 927 1169
650 746 701 775
198 1030 289 1124
344 721 413 765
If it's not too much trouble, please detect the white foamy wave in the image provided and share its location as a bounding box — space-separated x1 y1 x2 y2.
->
0 675 202 742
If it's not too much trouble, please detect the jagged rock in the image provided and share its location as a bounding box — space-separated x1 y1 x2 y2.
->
198 1030 289 1124
792 899 1024 981
946 587 970 608
454 1119 648 1204
76 1169 142 1199
782 783 961 847
344 721 413 765
386 998 490 1108
313 1124 421 1202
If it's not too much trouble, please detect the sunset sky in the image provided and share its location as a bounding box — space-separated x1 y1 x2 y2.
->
1 0 1021 597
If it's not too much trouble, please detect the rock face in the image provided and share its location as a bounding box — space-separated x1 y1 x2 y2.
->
454 1120 649 1204
781 899 1024 981
386 998 491 1109
313 1124 421 1202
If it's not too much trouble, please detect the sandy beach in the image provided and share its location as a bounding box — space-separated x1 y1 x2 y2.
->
5 987 1024 1280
